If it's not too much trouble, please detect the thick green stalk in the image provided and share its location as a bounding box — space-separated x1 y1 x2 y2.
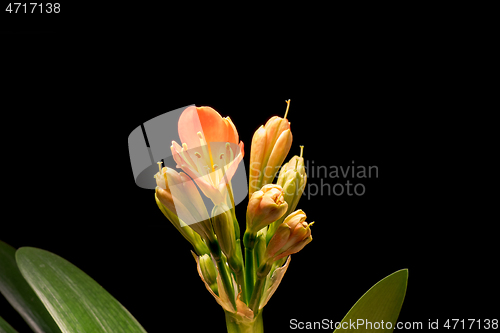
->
244 247 255 304
221 168 247 301
243 231 257 304
225 309 264 333
248 261 272 312
209 241 237 310
227 246 245 302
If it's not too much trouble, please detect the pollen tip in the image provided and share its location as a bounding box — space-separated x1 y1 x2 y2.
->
300 145 304 158
219 153 224 159
194 152 202 158
197 132 203 139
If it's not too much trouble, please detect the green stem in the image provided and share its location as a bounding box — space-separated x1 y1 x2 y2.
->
226 194 246 302
243 231 256 304
248 261 272 312
210 241 237 310
234 268 246 302
244 247 254 304
227 247 245 302
225 309 264 333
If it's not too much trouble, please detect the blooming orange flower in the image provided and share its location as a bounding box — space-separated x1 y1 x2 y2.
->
171 106 245 205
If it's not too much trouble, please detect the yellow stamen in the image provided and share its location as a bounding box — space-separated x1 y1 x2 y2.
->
284 99 291 119
194 152 202 158
305 222 315 230
225 143 233 160
157 161 163 174
197 131 214 171
224 143 234 172
218 143 233 186
193 156 207 178
213 164 221 185
300 145 304 158
172 142 193 172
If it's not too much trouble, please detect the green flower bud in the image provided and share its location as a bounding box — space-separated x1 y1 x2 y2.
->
277 148 307 213
267 148 307 243
211 204 236 258
199 254 218 295
254 227 267 269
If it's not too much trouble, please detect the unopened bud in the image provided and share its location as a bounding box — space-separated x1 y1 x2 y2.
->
277 152 307 213
261 129 292 185
266 150 307 242
265 210 313 262
154 163 214 243
199 254 218 294
246 184 288 234
211 204 236 258
248 101 293 197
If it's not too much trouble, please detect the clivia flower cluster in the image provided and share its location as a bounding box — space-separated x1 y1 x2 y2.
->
154 101 313 333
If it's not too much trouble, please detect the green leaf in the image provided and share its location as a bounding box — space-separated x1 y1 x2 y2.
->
334 269 408 333
0 316 19 333
0 241 62 333
16 247 148 333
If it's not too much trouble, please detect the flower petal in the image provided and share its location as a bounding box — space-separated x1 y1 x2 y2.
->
259 256 291 309
177 106 204 152
179 106 239 154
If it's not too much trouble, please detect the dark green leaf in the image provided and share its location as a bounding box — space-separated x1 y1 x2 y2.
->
0 241 62 333
334 269 408 333
0 316 19 333
16 247 148 333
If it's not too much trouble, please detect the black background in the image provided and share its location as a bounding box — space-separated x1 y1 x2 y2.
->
1 4 498 332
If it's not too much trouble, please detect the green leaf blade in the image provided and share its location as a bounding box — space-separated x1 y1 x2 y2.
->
16 247 148 333
334 269 408 333
0 316 19 333
0 241 62 333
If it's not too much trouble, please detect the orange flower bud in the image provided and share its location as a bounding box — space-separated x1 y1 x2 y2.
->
246 184 288 234
248 100 293 197
265 210 313 262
